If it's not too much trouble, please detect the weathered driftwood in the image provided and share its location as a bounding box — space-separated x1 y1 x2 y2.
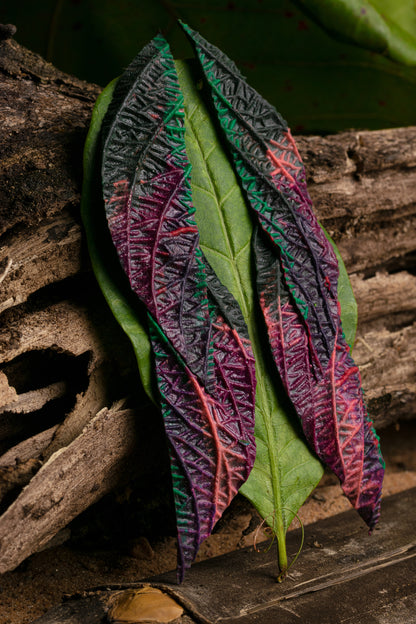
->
0 403 139 574
30 488 416 624
0 34 415 573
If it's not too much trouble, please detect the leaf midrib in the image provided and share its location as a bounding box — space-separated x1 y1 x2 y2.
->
185 103 251 322
177 63 285 541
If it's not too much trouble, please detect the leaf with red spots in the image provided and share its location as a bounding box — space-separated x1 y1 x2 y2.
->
183 23 384 530
98 36 256 580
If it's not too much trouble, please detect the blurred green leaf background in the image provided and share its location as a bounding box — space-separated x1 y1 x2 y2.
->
4 0 416 132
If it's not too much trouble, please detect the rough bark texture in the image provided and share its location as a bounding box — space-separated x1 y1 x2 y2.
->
0 35 415 574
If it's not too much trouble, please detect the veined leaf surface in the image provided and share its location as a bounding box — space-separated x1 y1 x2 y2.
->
83 47 366 579
81 78 156 403
98 39 256 580
176 61 324 566
82 61 257 579
184 24 384 530
182 22 341 372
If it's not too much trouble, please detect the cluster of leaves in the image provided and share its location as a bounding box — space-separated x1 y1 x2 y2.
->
4 0 416 132
82 23 384 580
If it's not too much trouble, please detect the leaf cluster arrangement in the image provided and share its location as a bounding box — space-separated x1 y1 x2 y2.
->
82 23 385 582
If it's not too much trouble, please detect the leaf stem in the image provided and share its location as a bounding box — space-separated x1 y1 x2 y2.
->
277 509 305 582
260 379 288 577
276 536 288 580
252 324 289 577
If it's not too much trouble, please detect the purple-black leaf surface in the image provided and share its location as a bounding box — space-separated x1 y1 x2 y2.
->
184 23 384 529
253 228 383 528
101 35 256 579
181 22 340 373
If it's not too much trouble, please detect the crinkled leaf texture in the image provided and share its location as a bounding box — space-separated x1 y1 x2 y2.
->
81 78 156 403
175 61 324 565
98 36 256 581
82 29 381 581
183 22 384 530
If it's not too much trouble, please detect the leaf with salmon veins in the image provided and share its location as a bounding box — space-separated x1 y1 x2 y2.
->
100 35 256 580
83 25 384 582
183 23 384 530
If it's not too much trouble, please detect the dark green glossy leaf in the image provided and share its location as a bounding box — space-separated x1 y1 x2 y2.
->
4 0 416 132
294 0 416 66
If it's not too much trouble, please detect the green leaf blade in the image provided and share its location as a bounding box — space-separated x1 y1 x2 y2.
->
81 79 156 403
295 0 416 66
322 227 358 349
176 60 324 571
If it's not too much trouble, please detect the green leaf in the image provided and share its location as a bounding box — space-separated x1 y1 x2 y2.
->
4 0 416 132
294 0 416 66
81 79 157 404
176 60 324 572
322 228 358 349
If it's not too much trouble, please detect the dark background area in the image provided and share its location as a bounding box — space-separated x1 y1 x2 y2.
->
3 0 416 133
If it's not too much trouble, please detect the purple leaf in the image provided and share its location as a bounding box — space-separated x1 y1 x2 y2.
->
184 24 384 529
149 305 256 580
252 189 384 529
181 22 340 373
102 36 212 384
101 35 256 579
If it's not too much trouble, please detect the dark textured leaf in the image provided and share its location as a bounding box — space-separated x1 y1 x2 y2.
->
253 229 384 528
184 23 384 529
176 59 324 573
100 36 256 579
181 22 340 375
81 79 156 402
84 31 376 579
101 37 212 384
149 306 256 577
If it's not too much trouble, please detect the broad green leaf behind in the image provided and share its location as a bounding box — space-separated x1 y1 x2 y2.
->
81 79 156 404
4 0 416 132
294 0 416 66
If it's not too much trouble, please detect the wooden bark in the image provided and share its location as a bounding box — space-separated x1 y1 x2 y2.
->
0 403 138 574
29 488 416 624
0 35 415 573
